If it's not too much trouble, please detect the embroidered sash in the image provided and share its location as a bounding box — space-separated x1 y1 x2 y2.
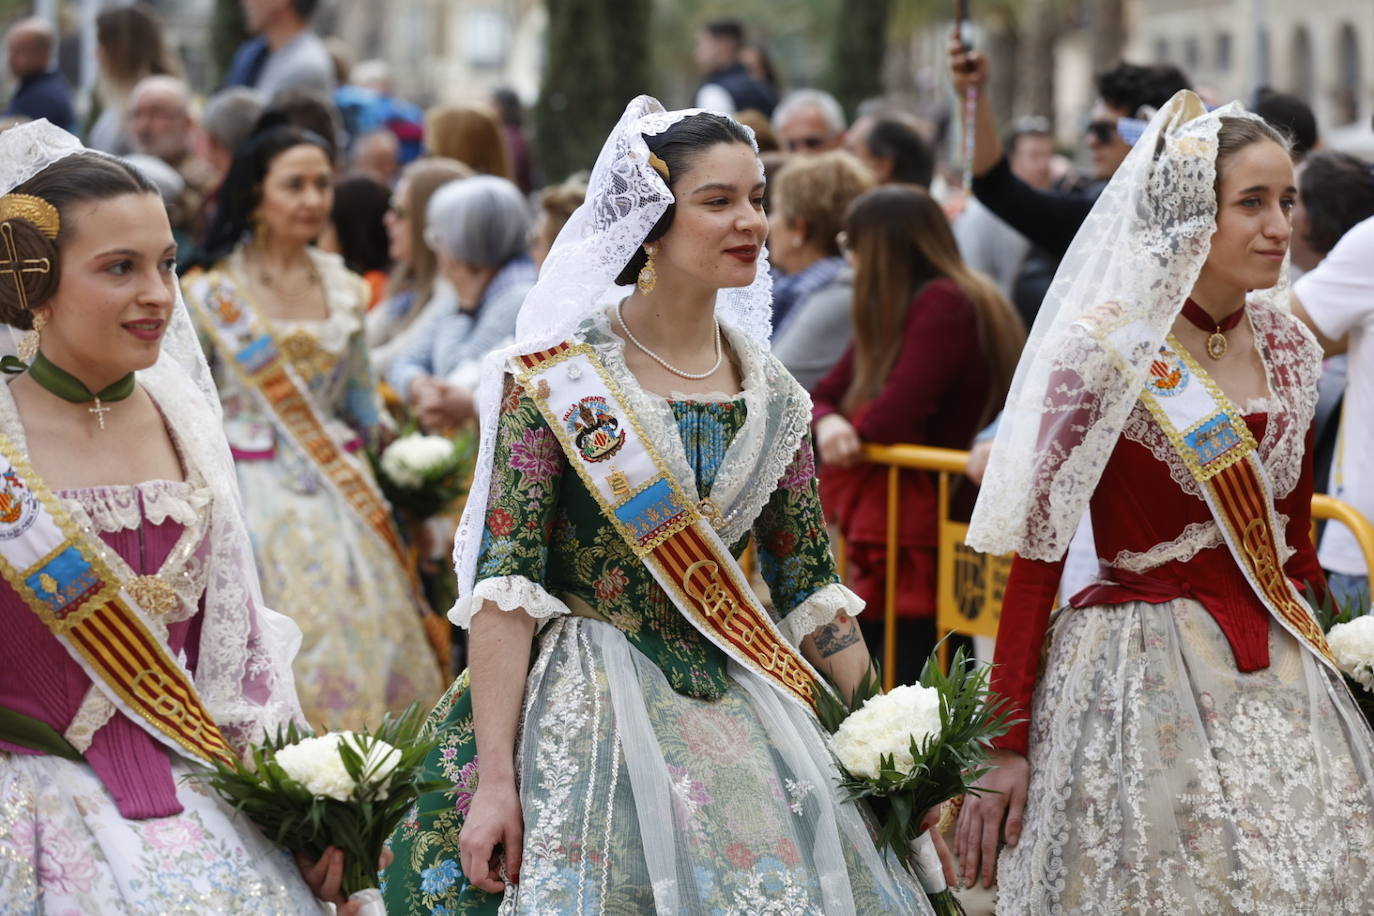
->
1087 314 1338 671
185 267 414 587
0 434 233 764
514 341 829 718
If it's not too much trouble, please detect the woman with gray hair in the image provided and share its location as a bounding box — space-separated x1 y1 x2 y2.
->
386 174 535 431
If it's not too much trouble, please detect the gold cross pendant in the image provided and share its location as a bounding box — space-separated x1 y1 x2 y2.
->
88 397 112 430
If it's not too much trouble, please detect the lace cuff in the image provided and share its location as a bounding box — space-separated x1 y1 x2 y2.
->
779 582 864 645
447 575 572 629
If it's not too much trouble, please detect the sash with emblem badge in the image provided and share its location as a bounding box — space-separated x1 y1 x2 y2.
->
0 433 233 765
1080 305 1339 672
513 341 831 718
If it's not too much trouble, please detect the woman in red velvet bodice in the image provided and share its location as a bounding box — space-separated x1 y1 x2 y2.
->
948 71 1374 913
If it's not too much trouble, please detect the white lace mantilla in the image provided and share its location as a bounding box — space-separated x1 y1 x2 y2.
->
1107 521 1223 574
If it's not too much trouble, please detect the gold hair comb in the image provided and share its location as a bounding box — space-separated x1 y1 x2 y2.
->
648 153 670 181
0 194 60 239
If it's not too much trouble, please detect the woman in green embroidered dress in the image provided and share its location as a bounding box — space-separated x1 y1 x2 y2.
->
380 98 934 914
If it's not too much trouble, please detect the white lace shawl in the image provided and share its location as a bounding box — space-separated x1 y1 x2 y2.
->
968 92 1293 562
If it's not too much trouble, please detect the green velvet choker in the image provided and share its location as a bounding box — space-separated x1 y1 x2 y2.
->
28 351 135 429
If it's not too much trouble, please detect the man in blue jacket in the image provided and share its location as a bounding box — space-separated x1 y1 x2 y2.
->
3 18 75 132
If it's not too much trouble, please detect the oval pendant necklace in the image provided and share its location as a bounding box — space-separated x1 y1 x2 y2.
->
28 351 135 430
1180 298 1246 360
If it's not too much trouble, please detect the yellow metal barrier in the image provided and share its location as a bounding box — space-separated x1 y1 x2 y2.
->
846 444 1374 690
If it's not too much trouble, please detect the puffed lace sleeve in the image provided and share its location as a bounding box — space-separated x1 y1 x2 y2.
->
753 436 864 646
448 376 572 628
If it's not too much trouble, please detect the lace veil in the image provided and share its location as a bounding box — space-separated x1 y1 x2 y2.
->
966 91 1290 562
0 120 304 747
452 95 774 601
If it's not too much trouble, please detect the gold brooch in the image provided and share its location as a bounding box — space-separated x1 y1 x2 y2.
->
127 575 179 616
0 194 60 239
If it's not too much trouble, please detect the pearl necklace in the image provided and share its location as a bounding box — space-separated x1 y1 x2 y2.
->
616 299 723 380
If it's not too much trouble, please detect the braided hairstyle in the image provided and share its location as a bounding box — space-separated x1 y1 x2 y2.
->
0 153 156 329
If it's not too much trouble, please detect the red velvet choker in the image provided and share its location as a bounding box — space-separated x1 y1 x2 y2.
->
1180 298 1246 360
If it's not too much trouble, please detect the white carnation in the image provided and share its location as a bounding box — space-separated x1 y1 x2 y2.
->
274 732 403 802
831 684 943 780
1328 615 1374 692
380 434 455 489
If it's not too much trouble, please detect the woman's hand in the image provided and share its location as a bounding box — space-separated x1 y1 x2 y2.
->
815 414 862 468
416 381 475 433
954 748 1028 889
919 804 957 887
965 439 994 485
459 777 524 894
296 846 394 913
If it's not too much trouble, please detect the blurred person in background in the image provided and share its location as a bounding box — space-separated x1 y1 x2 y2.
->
333 58 425 165
692 17 777 116
269 86 341 166
3 17 75 131
320 173 393 308
950 38 1189 264
812 185 1023 686
349 127 400 186
129 75 220 260
387 176 535 432
1291 154 1374 610
184 116 443 730
199 87 266 183
88 4 182 156
225 0 335 98
844 112 934 187
741 40 781 97
529 174 588 271
491 87 534 193
367 157 473 375
425 104 513 180
773 88 846 155
1254 88 1319 162
954 116 1054 305
769 150 874 390
734 109 779 153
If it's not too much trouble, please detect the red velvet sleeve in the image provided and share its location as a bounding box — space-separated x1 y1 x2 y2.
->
811 345 853 424
989 552 1066 755
850 282 975 445
1283 424 1328 606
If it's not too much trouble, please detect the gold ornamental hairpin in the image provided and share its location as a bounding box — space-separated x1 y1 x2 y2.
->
0 194 60 239
648 153 670 181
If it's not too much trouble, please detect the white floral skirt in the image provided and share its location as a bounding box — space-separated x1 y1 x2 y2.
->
0 753 324 915
999 598 1374 915
506 617 930 915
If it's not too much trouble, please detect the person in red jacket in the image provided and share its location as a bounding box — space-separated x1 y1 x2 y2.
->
956 92 1374 911
812 185 1024 686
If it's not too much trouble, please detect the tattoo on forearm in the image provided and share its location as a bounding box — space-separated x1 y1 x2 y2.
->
813 616 862 658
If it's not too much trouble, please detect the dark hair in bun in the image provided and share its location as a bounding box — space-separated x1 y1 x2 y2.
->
0 153 157 328
613 112 755 287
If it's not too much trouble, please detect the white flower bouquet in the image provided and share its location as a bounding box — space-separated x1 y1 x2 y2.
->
1309 586 1374 729
817 647 1017 916
199 704 445 913
372 429 475 520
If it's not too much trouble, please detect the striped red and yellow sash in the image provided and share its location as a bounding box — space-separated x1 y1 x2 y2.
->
0 435 232 764
1138 336 1337 670
514 342 825 716
184 267 414 589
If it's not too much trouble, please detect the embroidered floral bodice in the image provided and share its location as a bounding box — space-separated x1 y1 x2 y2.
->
473 382 843 700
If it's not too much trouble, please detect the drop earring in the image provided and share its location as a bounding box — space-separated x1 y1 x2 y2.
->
637 244 657 295
17 309 46 363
